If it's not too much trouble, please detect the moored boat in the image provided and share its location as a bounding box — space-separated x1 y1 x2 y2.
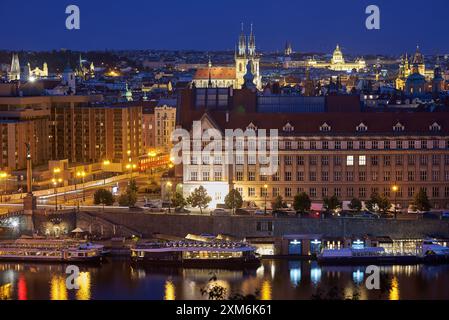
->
420 239 449 263
0 238 105 263
317 247 420 265
131 240 260 269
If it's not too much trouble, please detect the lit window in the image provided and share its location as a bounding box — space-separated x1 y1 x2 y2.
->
346 156 354 166
359 156 366 166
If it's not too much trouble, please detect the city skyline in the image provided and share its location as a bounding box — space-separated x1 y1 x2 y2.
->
1 0 449 54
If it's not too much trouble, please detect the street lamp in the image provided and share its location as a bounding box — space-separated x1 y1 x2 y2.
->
264 184 268 215
126 163 137 180
77 171 86 202
103 160 111 185
53 178 63 211
0 172 8 203
166 181 172 213
392 185 399 219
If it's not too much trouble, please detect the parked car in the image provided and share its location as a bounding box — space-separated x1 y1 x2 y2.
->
272 210 289 217
211 209 230 216
361 211 380 219
254 209 266 215
235 208 251 215
161 201 171 208
144 203 159 208
441 212 449 220
174 208 190 214
423 212 440 220
297 211 320 219
338 211 355 218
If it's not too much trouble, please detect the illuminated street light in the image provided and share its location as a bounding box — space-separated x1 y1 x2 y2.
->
53 178 63 211
0 172 8 203
77 171 86 202
103 160 111 185
166 181 173 213
392 184 399 219
264 184 268 215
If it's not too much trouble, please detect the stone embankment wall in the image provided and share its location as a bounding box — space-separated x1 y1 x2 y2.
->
83 211 449 239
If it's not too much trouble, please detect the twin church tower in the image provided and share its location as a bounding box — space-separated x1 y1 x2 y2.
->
193 24 262 90
235 23 262 90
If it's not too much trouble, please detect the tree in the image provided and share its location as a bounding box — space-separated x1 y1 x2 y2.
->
118 182 138 207
128 179 138 193
93 189 115 209
271 195 284 211
186 186 212 214
293 192 311 213
366 193 391 214
348 198 362 212
413 189 431 212
224 189 243 214
323 195 342 212
118 192 137 207
172 192 187 209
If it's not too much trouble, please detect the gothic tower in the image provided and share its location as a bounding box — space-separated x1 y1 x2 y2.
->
235 23 261 90
8 53 21 81
235 23 247 89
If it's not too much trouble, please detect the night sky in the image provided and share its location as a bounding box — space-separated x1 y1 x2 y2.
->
1 0 448 54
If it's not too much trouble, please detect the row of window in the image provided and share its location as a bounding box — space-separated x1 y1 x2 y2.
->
234 170 449 182
189 169 449 183
236 186 449 199
189 154 449 166
280 139 449 150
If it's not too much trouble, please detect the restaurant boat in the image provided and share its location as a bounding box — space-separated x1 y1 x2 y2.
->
0 238 104 263
131 240 260 268
317 247 419 265
420 239 449 262
318 239 449 265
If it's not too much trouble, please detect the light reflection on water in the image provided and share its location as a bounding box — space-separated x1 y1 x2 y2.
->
0 259 448 300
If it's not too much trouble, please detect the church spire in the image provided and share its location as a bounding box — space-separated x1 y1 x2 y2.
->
8 53 21 81
238 22 246 57
248 23 256 56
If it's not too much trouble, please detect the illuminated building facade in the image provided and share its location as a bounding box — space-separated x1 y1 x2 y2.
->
154 105 176 153
0 95 143 170
286 45 366 71
178 87 449 210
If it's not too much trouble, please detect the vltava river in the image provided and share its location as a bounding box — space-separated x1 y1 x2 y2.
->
1 259 449 300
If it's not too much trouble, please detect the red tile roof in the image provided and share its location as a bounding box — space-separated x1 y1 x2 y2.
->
193 67 236 80
181 110 449 135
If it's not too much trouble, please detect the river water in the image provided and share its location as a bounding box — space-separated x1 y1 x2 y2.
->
1 258 449 300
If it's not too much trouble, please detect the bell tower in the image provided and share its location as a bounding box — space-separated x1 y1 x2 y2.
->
235 23 248 89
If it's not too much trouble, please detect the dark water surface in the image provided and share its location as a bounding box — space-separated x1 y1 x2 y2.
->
1 258 449 300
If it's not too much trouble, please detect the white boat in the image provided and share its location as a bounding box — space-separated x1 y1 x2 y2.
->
0 238 104 263
420 239 449 261
318 247 419 265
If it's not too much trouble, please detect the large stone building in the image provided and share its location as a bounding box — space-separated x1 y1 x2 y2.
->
284 45 366 72
193 24 262 90
176 87 449 210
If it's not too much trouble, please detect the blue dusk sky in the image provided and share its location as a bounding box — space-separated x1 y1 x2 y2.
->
0 0 448 54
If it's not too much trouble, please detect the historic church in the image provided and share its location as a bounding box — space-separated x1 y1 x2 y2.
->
193 24 262 90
